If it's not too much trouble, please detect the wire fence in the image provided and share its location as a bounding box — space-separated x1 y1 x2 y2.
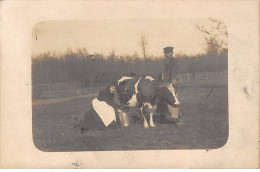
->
178 70 227 83
32 70 228 98
32 82 82 98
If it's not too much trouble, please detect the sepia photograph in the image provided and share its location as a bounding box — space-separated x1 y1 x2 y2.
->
32 19 228 152
0 0 259 168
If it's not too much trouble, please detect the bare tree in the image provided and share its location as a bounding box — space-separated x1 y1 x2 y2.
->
196 18 228 55
108 48 116 81
109 48 116 58
139 34 148 59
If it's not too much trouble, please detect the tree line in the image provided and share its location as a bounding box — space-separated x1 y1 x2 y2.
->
31 48 227 88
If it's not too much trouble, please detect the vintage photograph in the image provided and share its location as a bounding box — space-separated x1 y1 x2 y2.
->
32 18 228 152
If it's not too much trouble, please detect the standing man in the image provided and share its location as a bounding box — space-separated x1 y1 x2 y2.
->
157 46 182 124
158 46 178 85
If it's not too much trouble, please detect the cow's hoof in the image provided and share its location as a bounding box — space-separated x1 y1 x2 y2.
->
176 119 185 126
143 120 149 128
150 124 156 128
143 125 149 129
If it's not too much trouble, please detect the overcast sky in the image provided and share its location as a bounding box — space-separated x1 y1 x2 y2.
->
32 18 227 58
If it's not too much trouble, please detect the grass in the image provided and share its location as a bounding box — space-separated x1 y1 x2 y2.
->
32 78 228 151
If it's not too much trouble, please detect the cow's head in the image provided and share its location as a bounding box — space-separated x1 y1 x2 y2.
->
158 83 180 107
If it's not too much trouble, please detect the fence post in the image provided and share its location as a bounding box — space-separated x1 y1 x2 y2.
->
179 74 182 83
90 77 93 90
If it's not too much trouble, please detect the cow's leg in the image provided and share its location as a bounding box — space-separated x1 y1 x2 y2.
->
149 112 156 127
141 106 149 129
144 103 156 127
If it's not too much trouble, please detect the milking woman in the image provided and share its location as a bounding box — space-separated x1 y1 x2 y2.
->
157 46 183 124
82 82 120 130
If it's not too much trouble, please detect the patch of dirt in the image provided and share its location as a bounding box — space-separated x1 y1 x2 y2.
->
32 93 98 106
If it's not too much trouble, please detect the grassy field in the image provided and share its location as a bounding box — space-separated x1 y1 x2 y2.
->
32 78 228 151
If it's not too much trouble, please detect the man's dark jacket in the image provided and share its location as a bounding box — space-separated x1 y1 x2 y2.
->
158 57 179 84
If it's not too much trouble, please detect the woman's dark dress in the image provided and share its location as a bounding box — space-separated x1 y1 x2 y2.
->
82 86 119 130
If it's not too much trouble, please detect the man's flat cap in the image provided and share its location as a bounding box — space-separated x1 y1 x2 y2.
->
163 46 174 53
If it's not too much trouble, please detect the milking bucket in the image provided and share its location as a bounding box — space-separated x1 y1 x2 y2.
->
118 109 131 127
167 104 179 119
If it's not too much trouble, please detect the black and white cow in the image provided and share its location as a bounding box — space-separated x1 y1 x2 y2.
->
115 75 180 128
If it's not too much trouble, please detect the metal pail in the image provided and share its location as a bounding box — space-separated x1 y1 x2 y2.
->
118 110 131 127
167 104 179 119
